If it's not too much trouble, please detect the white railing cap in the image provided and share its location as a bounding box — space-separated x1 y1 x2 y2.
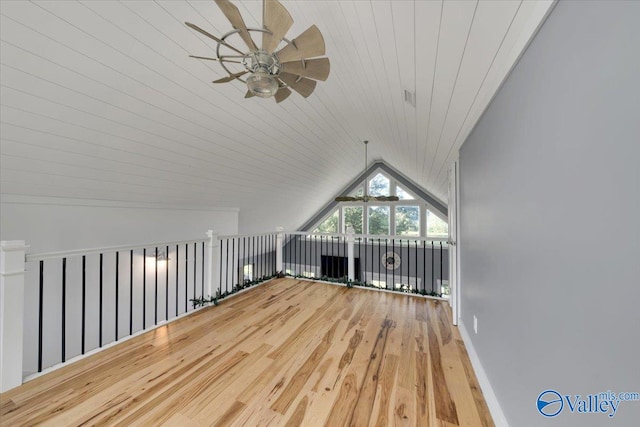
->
283 231 449 242
26 238 206 262
218 231 279 240
1 240 29 251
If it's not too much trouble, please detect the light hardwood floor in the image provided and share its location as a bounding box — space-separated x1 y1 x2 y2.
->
0 278 493 426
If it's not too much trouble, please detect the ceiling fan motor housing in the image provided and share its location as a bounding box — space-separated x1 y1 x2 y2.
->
245 51 281 97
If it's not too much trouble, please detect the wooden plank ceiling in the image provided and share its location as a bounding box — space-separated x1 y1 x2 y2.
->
0 1 554 233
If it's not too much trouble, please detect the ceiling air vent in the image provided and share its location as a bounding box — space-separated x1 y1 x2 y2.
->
403 89 416 107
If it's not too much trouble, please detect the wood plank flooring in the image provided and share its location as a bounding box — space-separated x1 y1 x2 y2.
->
0 278 493 426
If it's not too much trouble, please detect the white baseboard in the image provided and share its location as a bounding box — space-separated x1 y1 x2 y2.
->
458 321 510 427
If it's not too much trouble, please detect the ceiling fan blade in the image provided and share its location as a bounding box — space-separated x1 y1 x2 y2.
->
274 87 292 103
213 71 247 83
372 196 400 202
275 25 325 63
335 196 360 202
278 72 316 98
335 195 399 203
215 0 258 51
281 58 330 81
262 0 294 54
245 90 255 98
189 55 242 64
185 22 245 55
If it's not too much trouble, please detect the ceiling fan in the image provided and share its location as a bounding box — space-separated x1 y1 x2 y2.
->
335 141 399 203
186 0 330 103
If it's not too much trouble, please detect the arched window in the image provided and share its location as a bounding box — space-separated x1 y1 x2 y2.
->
309 169 447 238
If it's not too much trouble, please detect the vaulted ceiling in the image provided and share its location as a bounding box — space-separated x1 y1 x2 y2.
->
0 0 554 233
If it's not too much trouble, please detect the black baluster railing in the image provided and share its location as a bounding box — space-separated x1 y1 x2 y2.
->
440 241 444 295
383 238 387 289
404 240 408 291
142 248 147 330
357 238 362 283
431 241 435 293
175 245 179 317
365 238 369 284
99 253 103 347
184 243 188 313
294 235 299 276
115 252 119 341
343 236 347 281
313 234 316 277
392 239 395 289
81 255 86 355
243 237 247 280
165 246 169 322
191 243 196 303
225 238 229 293
422 240 426 294
201 242 205 298
232 238 237 292
62 257 67 361
38 260 44 372
130 250 134 335
27 239 209 375
193 242 197 309
320 235 329 276
154 247 158 325
414 240 418 293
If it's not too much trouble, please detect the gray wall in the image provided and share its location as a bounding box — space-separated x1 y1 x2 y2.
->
459 1 640 426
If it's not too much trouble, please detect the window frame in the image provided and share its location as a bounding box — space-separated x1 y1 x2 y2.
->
309 170 448 237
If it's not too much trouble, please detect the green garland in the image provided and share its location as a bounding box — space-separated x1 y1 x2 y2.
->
190 272 282 308
190 271 443 309
284 273 442 298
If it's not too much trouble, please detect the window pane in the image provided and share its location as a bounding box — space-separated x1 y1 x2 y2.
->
396 206 420 236
352 186 364 197
368 206 390 235
313 209 339 233
369 173 390 196
343 206 363 234
426 210 448 237
396 186 414 200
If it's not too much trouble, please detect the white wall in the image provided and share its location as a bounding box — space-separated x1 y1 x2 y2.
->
0 195 238 253
458 1 640 426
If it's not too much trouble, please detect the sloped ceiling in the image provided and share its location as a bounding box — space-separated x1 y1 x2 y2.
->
0 0 554 233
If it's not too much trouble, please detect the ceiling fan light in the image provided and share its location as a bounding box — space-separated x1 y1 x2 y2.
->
246 71 279 98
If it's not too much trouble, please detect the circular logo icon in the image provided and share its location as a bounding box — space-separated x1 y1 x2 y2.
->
381 252 401 270
537 390 563 417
